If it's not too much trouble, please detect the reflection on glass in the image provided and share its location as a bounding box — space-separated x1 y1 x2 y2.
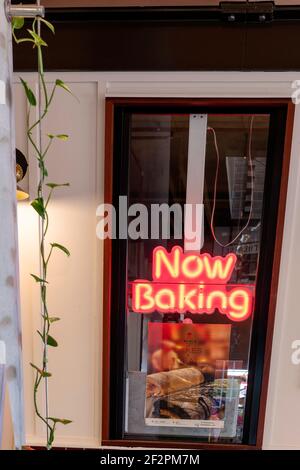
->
125 113 269 443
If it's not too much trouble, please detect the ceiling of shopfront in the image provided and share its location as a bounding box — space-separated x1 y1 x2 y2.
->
12 0 300 71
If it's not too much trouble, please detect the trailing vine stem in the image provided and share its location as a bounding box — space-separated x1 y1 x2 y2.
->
12 16 72 449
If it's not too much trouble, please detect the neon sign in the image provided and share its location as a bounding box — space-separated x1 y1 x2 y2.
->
132 246 254 322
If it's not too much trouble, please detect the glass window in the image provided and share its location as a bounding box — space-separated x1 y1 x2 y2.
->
122 112 269 443
106 103 288 446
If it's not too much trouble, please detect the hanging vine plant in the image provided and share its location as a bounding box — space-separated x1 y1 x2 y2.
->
12 16 72 449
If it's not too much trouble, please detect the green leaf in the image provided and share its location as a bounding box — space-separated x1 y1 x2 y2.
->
46 183 70 189
55 79 71 94
39 18 55 34
31 197 45 219
42 315 60 323
20 78 36 106
48 417 72 425
47 133 69 141
30 274 48 284
49 317 61 323
27 29 48 47
30 363 52 378
47 335 58 347
56 134 69 141
37 331 58 347
51 243 70 257
12 17 24 31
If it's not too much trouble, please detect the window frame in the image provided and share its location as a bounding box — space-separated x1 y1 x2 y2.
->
102 97 294 449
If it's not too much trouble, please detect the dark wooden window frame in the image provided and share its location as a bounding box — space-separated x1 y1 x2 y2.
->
102 97 294 450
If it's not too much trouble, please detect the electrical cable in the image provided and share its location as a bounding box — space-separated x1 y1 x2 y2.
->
208 115 255 247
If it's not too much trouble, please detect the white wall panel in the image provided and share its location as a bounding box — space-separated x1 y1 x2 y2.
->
15 77 104 448
262 104 300 450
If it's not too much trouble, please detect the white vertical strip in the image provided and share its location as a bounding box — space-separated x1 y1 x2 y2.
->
184 114 207 252
0 80 5 104
0 342 6 365
0 341 6 446
94 80 105 444
0 0 24 449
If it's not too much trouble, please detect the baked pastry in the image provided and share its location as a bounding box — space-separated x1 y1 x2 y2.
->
146 367 205 398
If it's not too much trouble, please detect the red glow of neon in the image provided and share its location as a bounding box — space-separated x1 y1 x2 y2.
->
131 246 254 322
152 246 237 284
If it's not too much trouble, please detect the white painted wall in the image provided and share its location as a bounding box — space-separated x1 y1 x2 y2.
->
13 71 300 449
1 388 14 450
15 76 104 448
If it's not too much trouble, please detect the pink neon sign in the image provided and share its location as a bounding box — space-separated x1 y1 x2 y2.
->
131 246 254 322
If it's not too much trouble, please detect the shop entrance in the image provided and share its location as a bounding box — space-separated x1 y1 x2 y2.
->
102 98 293 449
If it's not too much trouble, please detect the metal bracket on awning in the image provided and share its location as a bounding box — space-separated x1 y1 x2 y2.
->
220 1 274 23
5 1 45 21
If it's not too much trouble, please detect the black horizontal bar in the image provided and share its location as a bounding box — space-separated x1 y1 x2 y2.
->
44 7 221 23
41 6 300 23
